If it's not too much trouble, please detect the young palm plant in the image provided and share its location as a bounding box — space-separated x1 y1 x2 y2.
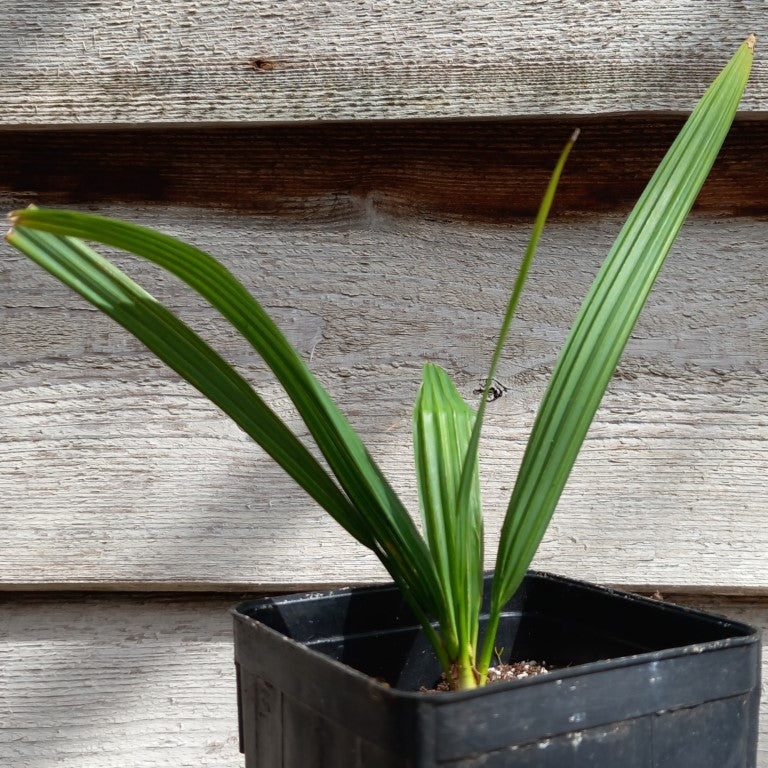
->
5 37 754 691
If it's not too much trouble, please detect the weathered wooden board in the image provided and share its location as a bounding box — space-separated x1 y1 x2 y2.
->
2 208 766 590
0 594 241 768
2 117 767 219
0 1 765 124
0 593 766 767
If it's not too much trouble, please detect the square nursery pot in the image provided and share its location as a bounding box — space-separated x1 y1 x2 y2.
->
233 571 761 767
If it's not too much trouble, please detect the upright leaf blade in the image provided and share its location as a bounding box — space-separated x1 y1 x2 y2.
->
414 131 579 688
454 129 579 558
486 36 755 646
414 363 482 675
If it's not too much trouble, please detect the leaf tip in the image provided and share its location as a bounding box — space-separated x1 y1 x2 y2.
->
569 127 580 144
5 210 20 240
746 34 756 52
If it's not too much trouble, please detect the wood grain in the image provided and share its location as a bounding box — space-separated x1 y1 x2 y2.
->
0 1 765 124
0 594 241 768
1 117 767 219
0 593 766 767
2 208 766 591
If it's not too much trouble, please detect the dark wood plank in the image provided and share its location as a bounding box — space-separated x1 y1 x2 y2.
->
1 117 767 220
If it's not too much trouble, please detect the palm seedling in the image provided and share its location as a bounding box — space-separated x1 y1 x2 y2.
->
5 37 754 690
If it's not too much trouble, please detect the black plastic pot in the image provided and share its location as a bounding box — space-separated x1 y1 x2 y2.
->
233 571 760 767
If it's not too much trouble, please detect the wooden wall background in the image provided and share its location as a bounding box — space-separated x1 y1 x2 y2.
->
1 2 766 766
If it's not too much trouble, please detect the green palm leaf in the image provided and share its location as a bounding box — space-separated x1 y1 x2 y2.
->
413 131 579 687
7 225 374 541
7 209 450 665
479 35 755 676
414 363 482 681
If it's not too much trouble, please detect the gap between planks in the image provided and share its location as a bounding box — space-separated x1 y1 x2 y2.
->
3 582 768 599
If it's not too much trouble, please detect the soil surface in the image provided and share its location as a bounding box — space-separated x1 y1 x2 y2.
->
422 660 551 692
485 660 551 684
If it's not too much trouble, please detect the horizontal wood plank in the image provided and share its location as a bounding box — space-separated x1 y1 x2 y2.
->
1 117 767 219
1 208 766 591
0 593 766 767
0 2 765 124
0 595 241 768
